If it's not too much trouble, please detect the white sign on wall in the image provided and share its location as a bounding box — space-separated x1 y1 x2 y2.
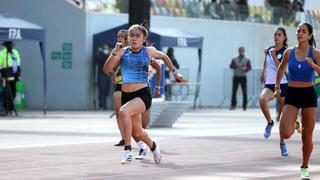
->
177 37 187 47
8 28 22 40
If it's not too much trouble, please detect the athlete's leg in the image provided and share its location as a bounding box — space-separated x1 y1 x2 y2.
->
141 107 151 129
114 91 125 146
279 104 299 139
301 107 316 168
259 88 275 123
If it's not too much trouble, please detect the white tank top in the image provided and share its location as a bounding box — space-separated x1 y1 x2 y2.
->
265 48 288 85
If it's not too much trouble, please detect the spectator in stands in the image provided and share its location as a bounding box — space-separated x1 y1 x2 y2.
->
208 0 222 19
291 0 305 26
96 44 112 110
165 47 180 100
220 0 233 20
229 47 251 110
186 0 202 18
116 0 129 13
220 0 231 3
268 0 292 25
292 0 304 12
0 41 21 116
235 0 249 21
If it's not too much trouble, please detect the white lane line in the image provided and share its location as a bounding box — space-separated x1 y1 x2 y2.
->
0 140 115 149
0 146 318 175
75 156 320 180
0 140 262 161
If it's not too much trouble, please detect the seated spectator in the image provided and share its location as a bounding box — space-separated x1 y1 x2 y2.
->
116 0 129 13
291 0 304 12
268 0 292 25
291 0 305 26
186 0 201 18
220 0 235 20
235 0 249 21
208 0 223 19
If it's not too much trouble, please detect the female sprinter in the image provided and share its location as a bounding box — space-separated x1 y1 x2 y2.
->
275 23 320 179
104 24 183 164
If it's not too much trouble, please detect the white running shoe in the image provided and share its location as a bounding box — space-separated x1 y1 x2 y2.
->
136 140 146 149
121 150 132 164
135 141 148 160
135 147 149 160
301 167 310 180
152 141 161 164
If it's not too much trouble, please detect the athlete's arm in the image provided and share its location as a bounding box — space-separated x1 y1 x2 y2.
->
305 48 320 74
112 67 119 84
274 49 290 97
103 43 124 76
147 47 183 82
260 55 267 84
150 58 161 97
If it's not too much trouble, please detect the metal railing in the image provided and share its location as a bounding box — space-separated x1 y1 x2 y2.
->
219 68 263 108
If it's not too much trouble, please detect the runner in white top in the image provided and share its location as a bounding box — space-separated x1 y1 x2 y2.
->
264 47 288 86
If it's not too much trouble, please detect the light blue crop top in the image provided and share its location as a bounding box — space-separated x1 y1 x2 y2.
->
120 46 149 83
288 47 315 82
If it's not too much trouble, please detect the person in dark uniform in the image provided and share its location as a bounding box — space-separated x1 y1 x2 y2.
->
165 47 179 100
229 47 251 110
0 41 21 116
96 44 112 110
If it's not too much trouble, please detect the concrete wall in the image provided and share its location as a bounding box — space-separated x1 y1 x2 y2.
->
150 16 302 107
0 0 319 109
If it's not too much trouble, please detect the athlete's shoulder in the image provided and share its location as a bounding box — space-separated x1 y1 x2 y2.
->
146 46 159 56
266 45 274 51
122 47 130 54
313 47 320 57
146 46 157 51
264 46 274 55
283 47 292 57
288 46 296 50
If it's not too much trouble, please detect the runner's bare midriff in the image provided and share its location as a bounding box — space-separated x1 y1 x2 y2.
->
122 83 148 92
288 81 313 88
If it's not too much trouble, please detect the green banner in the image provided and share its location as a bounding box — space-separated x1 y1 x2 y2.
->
62 43 73 51
51 51 61 60
62 52 72 61
62 61 72 69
